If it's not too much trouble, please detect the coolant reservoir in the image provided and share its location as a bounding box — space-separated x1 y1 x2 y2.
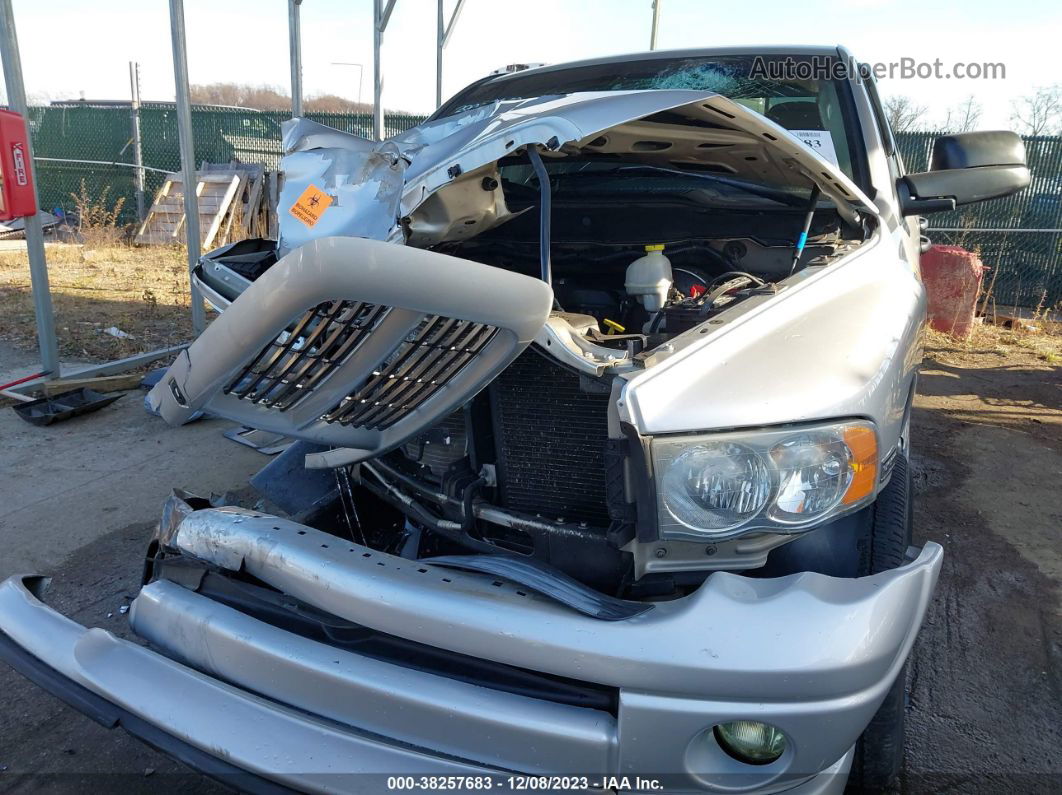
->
626 244 673 312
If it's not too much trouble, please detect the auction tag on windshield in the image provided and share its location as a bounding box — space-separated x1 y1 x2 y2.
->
791 130 839 168
289 184 333 228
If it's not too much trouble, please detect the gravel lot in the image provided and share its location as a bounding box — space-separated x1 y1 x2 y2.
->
0 328 1059 793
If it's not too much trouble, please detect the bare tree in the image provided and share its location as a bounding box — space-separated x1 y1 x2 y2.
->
942 95 983 132
190 83 388 114
190 83 291 110
883 95 928 133
1010 85 1062 136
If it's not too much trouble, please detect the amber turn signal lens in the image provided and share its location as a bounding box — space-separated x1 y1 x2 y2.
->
842 425 878 505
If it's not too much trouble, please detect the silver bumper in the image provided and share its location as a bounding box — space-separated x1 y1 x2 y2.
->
0 509 942 794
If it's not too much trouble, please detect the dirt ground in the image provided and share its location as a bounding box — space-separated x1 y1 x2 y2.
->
0 244 197 361
903 326 1062 792
0 323 1059 792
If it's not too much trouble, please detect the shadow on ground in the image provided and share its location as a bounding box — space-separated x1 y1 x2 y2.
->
902 354 1062 793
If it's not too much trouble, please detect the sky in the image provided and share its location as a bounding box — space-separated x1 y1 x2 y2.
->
2 0 1060 130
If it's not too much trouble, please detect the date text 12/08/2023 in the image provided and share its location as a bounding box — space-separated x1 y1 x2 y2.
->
386 776 666 791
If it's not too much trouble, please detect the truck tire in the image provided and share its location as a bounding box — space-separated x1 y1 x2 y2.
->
849 451 912 793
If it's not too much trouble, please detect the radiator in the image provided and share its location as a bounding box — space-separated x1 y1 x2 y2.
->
490 349 611 527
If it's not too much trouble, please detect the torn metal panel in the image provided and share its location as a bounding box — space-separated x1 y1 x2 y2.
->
278 118 407 255
276 91 878 255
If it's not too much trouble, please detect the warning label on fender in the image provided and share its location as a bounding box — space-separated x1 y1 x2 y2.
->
289 184 333 227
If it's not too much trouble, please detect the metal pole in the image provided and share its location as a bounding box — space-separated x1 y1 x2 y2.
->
436 0 467 109
168 0 205 333
128 61 146 221
650 0 661 50
373 0 383 140
373 0 397 140
0 0 60 377
436 0 443 109
288 0 303 117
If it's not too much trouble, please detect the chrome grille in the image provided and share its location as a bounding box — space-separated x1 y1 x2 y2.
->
224 301 390 411
324 316 497 431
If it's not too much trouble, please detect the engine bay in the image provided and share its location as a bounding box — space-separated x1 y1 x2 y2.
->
181 93 880 601
188 167 870 600
441 188 864 353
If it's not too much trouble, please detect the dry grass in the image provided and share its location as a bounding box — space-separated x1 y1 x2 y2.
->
925 317 1062 369
0 243 200 361
920 318 1061 441
68 180 130 248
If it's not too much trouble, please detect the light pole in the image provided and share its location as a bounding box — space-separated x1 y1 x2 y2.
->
128 61 146 221
331 62 365 108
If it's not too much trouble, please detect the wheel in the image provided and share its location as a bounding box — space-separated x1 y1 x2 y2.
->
849 452 913 792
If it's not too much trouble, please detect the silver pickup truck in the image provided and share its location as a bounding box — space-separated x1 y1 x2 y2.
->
0 47 1029 794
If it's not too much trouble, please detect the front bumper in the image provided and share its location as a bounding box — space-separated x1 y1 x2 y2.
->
0 508 942 794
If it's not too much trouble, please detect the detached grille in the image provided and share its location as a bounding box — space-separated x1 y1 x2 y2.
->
226 302 497 432
225 301 389 411
491 350 611 526
325 317 496 430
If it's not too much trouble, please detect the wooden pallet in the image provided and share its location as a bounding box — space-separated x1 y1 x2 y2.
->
136 164 279 248
134 171 243 248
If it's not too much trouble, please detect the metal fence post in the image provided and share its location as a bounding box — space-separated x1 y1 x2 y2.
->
0 0 61 378
373 0 397 140
128 61 146 221
436 0 466 108
289 0 303 118
436 0 443 109
373 0 383 140
650 0 661 50
168 0 205 334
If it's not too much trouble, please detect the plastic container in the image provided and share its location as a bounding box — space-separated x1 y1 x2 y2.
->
625 244 673 312
13 388 122 426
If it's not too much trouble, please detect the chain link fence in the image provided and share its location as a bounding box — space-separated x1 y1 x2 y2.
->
23 104 1062 309
896 131 1062 310
28 103 425 228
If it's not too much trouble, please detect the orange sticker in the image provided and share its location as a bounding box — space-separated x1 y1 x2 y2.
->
289 184 333 227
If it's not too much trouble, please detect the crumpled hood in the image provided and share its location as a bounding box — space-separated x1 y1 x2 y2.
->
278 90 877 255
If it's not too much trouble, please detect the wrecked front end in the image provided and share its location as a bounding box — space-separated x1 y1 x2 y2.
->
1 85 939 792
1 508 940 792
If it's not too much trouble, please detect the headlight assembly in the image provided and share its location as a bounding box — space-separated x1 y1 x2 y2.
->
653 421 878 540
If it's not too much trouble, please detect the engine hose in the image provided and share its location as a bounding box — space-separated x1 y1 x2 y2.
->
361 463 498 554
525 145 553 288
461 477 487 533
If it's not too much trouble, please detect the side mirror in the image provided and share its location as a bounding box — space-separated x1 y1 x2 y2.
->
899 131 1030 216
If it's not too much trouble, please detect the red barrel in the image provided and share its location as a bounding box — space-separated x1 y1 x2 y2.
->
920 245 985 339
